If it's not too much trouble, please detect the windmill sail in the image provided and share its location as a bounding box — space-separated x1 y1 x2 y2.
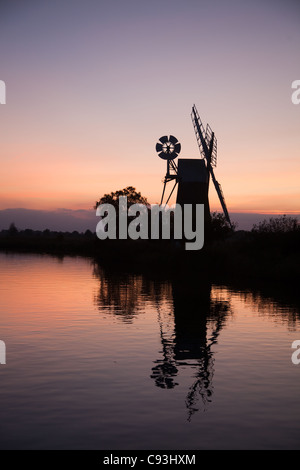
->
209 167 232 226
191 105 232 228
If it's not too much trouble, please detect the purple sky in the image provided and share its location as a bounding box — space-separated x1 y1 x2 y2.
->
0 0 299 221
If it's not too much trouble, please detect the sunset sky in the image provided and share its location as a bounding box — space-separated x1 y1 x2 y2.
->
0 0 299 217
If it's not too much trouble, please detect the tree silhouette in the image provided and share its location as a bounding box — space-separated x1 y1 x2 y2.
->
252 215 299 233
94 186 148 210
210 211 236 239
8 222 18 235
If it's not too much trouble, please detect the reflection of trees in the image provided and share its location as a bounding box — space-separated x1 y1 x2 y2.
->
93 263 172 323
233 287 300 331
93 264 141 322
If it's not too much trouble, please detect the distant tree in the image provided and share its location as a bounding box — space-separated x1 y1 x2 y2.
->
8 222 18 235
94 186 148 210
251 215 299 233
84 229 93 237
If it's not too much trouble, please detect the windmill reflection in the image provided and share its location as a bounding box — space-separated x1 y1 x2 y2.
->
93 262 232 419
151 301 179 389
152 278 231 419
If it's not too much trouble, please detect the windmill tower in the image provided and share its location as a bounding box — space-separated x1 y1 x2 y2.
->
156 104 232 233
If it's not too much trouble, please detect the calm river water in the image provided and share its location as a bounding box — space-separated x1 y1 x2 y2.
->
0 252 299 449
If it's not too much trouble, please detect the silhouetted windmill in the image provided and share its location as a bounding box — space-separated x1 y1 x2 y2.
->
156 105 232 229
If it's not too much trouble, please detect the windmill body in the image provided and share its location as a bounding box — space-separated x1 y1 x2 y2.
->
156 105 232 237
176 158 211 227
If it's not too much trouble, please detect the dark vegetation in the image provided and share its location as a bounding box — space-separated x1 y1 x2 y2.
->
1 214 299 286
0 188 299 286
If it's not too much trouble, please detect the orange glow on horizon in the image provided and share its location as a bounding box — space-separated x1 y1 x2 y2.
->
0 3 299 217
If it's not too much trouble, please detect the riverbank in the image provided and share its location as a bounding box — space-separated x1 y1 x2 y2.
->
0 228 299 285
